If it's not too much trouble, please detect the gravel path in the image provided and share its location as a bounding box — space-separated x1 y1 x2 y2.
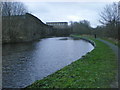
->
97 38 119 88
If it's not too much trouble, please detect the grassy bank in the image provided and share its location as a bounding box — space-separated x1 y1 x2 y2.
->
27 35 117 88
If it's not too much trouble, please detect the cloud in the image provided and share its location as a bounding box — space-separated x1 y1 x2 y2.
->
22 2 116 27
67 15 81 21
20 0 119 2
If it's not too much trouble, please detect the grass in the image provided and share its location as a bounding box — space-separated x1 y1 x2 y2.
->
26 35 117 88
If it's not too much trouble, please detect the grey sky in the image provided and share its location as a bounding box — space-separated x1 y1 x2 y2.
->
23 1 115 28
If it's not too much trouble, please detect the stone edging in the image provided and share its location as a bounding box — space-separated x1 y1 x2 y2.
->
70 36 96 47
79 37 96 47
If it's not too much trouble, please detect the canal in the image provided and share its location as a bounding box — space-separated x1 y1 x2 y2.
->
2 37 94 88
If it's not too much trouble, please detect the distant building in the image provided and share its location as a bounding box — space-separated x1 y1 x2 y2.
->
46 22 68 28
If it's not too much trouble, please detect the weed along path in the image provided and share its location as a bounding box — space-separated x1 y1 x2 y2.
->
97 38 119 88
26 36 118 88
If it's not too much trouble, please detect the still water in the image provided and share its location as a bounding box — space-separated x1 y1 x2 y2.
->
2 37 94 88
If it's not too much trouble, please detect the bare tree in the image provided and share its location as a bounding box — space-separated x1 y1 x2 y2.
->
2 1 27 16
99 2 119 25
2 1 28 42
99 2 119 39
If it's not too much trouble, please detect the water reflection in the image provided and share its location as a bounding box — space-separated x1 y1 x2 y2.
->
2 37 94 88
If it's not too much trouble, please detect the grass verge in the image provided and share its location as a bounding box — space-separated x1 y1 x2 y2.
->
26 35 117 88
101 37 120 48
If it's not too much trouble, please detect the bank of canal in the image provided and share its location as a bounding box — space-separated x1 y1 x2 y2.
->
27 36 117 88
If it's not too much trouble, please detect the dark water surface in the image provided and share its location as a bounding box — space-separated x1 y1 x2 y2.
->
2 37 94 88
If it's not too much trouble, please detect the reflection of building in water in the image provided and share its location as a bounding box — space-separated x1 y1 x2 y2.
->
46 22 68 28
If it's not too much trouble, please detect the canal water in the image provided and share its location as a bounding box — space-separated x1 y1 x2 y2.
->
2 37 94 88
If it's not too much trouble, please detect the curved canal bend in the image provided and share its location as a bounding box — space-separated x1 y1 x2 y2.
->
2 37 94 88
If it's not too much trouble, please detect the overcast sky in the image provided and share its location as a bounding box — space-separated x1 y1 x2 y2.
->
22 1 118 28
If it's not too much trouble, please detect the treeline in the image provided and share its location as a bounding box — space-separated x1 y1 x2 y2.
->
70 20 92 35
2 2 119 43
92 2 119 40
45 20 92 37
69 2 119 40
